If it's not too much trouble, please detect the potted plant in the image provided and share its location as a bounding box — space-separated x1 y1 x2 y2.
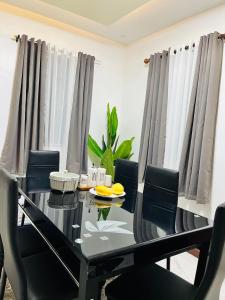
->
88 103 134 179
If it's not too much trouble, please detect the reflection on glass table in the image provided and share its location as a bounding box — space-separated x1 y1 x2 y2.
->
20 189 211 260
48 190 79 210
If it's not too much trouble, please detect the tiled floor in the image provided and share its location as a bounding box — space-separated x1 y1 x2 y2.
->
4 282 13 300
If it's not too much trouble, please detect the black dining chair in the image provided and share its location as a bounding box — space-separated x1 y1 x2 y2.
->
21 150 60 226
143 165 179 270
114 159 138 213
26 150 60 193
106 202 225 300
0 223 54 299
0 167 79 300
143 165 179 215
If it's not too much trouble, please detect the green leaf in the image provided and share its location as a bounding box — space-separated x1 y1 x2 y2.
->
110 107 118 146
114 137 135 161
98 207 111 221
101 207 111 220
98 209 102 221
88 148 101 167
102 134 107 152
101 147 114 178
107 103 111 147
88 134 103 166
127 153 134 160
113 136 119 154
88 134 103 158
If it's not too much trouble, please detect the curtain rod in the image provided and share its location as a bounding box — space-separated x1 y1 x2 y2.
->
11 35 101 65
144 33 225 64
11 34 20 42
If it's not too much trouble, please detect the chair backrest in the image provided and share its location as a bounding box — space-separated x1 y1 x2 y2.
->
0 167 27 300
26 150 59 193
196 203 225 300
114 159 138 213
142 200 176 235
143 165 179 216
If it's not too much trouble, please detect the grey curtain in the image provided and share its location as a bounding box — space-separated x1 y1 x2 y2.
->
0 35 47 175
66 52 95 174
179 32 223 204
138 51 169 181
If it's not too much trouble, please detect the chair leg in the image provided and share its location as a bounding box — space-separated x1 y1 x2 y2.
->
0 269 7 300
166 257 171 271
20 198 30 226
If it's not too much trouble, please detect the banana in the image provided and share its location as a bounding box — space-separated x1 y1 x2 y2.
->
95 185 113 196
112 183 124 195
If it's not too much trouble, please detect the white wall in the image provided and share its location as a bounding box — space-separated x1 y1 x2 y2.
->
211 44 225 216
0 36 17 153
122 4 225 162
0 10 125 155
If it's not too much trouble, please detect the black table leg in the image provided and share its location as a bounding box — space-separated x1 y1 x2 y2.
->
166 257 171 270
194 242 210 286
79 262 100 300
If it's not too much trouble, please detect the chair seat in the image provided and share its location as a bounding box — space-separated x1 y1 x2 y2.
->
22 250 79 300
18 225 80 300
105 264 198 300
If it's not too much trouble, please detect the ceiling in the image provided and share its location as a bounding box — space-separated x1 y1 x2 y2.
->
2 0 225 44
40 0 150 25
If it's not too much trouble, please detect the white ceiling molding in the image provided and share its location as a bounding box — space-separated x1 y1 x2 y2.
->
1 0 225 44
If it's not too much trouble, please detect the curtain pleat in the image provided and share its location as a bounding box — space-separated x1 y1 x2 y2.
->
0 35 47 175
138 51 169 181
164 45 198 169
66 52 95 174
179 32 224 204
44 46 77 169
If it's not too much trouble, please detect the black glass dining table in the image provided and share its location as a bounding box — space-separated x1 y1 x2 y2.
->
18 187 213 300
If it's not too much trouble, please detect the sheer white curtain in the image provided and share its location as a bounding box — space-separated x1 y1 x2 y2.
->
164 44 198 170
44 46 77 169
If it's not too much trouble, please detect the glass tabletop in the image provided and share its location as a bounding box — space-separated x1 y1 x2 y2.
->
20 189 211 260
